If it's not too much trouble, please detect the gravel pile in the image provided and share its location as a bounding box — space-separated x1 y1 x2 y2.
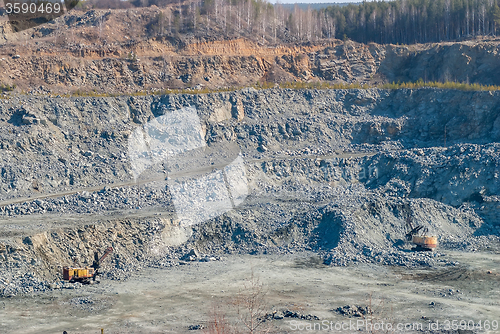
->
264 309 321 321
65 295 112 312
335 305 370 318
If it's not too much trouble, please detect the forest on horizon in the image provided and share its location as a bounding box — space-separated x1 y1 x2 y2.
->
78 0 500 45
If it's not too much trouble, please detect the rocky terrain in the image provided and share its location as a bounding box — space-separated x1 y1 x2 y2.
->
0 87 499 299
2 7 500 94
0 5 498 333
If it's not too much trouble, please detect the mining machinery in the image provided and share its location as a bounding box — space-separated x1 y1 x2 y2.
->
63 247 113 283
405 217 438 251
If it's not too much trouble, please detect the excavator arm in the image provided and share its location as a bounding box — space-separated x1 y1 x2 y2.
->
405 216 426 241
406 225 423 241
98 247 113 264
92 247 113 280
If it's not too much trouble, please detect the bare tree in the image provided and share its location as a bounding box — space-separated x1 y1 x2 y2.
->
466 0 470 36
481 4 486 35
98 13 104 41
234 271 272 334
247 0 251 33
236 0 242 34
262 12 266 44
306 5 312 41
223 0 227 32
178 0 183 31
273 2 278 43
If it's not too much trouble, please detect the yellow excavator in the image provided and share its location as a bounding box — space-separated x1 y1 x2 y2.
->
63 247 113 284
405 217 437 251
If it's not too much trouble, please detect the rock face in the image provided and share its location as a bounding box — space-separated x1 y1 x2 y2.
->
0 88 499 295
0 88 498 202
2 6 500 95
6 39 500 93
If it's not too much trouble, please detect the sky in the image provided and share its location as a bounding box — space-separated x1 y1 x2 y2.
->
270 0 368 4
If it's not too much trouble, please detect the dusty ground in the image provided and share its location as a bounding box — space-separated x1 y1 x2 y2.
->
1 251 499 334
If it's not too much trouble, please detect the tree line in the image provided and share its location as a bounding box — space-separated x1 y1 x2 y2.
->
324 0 500 44
82 0 500 44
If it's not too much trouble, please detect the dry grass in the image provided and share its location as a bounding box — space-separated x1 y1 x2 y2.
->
4 78 497 99
53 79 500 98
280 79 500 91
362 292 395 334
204 304 236 334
